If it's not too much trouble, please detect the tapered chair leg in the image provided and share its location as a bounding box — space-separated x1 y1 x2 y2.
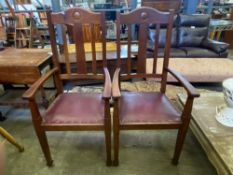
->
104 100 112 166
29 101 53 167
173 98 194 165
104 125 112 166
113 101 120 166
113 127 119 166
34 127 53 167
172 123 190 165
114 130 120 166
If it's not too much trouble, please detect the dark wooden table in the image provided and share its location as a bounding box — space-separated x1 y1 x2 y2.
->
0 48 52 120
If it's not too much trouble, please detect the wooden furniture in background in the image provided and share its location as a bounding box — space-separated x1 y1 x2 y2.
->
0 28 6 41
112 7 200 166
224 6 233 48
178 93 233 175
0 14 4 28
209 19 233 41
15 0 31 4
3 0 15 45
14 13 46 48
14 14 32 48
0 48 52 121
23 8 112 166
37 9 48 26
4 16 16 46
142 0 181 12
146 58 233 83
0 48 51 85
0 15 6 42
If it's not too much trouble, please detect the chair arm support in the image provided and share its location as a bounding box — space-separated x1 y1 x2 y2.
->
102 67 111 99
166 68 200 98
112 67 121 98
22 68 59 100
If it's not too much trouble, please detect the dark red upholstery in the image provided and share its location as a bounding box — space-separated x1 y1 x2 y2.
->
43 93 105 125
22 8 112 166
119 92 181 125
112 8 199 166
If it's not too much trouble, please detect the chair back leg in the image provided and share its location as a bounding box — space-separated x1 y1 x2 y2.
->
33 125 53 167
104 100 112 166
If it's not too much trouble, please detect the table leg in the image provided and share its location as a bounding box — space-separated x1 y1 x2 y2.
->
0 112 6 122
216 31 222 41
210 31 215 40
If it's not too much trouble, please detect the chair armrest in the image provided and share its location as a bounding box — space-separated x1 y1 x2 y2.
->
112 68 121 99
22 68 59 100
102 67 111 99
201 38 229 53
166 68 200 98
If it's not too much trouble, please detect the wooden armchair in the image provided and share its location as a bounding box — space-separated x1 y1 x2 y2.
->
23 8 112 166
112 7 200 166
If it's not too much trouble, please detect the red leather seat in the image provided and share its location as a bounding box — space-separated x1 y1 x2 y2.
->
23 8 112 166
112 7 200 166
119 92 181 125
43 93 105 125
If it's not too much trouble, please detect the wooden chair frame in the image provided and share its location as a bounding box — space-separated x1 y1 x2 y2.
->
23 8 112 166
112 7 200 166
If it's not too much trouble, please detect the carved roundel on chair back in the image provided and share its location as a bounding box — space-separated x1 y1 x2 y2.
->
47 7 107 78
141 12 148 20
116 7 174 77
63 8 103 24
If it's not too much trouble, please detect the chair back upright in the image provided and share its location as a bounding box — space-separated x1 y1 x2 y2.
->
116 7 174 93
47 8 106 84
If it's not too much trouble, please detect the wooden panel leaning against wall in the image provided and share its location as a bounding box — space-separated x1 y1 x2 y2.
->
142 0 181 12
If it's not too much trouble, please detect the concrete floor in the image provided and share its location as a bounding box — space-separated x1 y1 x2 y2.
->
1 106 217 175
0 82 218 175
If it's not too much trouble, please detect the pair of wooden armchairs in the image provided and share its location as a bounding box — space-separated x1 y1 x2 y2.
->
23 7 199 167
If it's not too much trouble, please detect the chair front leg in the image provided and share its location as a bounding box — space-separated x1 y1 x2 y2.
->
104 99 112 166
172 97 194 165
113 98 120 166
28 100 53 167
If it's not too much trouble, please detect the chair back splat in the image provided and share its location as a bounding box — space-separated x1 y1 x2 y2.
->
47 8 107 82
116 7 174 93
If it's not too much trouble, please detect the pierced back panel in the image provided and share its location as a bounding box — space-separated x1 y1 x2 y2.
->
47 8 106 81
116 7 174 91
